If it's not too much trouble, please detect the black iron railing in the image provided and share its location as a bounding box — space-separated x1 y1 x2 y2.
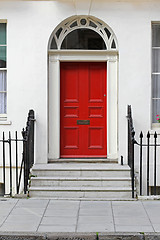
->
128 105 160 198
127 105 136 198
1 110 35 196
138 130 160 196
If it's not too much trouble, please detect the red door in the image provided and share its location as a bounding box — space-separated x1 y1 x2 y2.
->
60 62 107 158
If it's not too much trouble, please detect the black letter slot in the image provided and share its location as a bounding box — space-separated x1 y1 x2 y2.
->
77 120 90 125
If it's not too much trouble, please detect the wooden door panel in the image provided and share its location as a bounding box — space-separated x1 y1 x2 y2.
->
63 64 79 103
63 127 79 149
60 62 107 158
64 106 79 118
88 106 104 118
88 127 104 149
88 64 104 103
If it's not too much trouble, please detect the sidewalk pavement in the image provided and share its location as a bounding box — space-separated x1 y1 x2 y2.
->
0 198 160 233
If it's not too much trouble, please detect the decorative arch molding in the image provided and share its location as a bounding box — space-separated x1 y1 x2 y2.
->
48 15 118 51
48 15 119 162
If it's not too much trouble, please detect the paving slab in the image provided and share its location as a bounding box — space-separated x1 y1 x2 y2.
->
152 224 160 232
4 214 42 223
44 209 78 217
78 216 113 225
11 207 46 216
115 225 154 232
0 209 15 216
41 216 77 226
76 223 114 232
37 225 76 232
80 201 110 208
16 199 49 207
0 224 39 232
79 208 111 216
143 215 160 224
0 213 42 232
0 217 10 227
49 200 79 206
114 217 151 226
112 201 141 206
112 202 145 213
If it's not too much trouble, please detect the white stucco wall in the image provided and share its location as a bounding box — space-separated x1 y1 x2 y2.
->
0 0 159 172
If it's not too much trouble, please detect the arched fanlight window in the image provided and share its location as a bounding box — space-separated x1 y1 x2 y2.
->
61 29 106 50
49 16 118 51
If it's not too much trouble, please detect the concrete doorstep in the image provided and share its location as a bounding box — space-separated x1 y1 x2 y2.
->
0 233 160 240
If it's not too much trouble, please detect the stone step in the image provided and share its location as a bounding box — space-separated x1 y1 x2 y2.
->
48 158 118 164
31 176 132 188
31 164 131 178
29 186 133 199
30 163 133 199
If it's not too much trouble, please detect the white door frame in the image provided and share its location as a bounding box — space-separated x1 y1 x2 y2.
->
48 50 118 161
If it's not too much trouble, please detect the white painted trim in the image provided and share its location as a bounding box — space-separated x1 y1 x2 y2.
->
48 51 118 160
49 50 118 56
48 15 118 51
152 123 160 129
0 121 11 125
0 113 8 122
0 20 7 23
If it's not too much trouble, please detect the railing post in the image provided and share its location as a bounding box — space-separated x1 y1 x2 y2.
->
128 105 133 168
9 132 12 197
139 131 143 196
154 131 157 195
127 105 136 198
3 132 5 195
15 131 18 194
128 105 131 167
147 131 150 196
26 132 29 186
28 110 35 168
131 129 135 198
21 110 35 195
22 128 27 194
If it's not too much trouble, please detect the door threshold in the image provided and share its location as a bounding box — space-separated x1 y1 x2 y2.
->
48 158 118 164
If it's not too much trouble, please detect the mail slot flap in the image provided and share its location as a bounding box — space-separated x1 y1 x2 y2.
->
77 120 90 125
